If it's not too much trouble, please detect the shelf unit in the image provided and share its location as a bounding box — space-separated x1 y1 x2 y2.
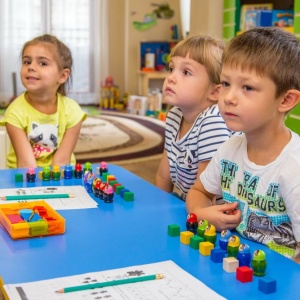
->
223 0 300 41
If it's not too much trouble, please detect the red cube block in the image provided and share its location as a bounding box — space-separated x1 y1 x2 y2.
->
236 266 253 283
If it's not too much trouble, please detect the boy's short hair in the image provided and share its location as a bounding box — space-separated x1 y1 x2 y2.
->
170 35 225 85
222 27 300 98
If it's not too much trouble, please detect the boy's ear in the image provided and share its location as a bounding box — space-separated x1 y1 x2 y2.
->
278 89 300 113
208 84 221 101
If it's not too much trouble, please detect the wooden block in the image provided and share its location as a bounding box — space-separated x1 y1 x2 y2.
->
223 257 239 273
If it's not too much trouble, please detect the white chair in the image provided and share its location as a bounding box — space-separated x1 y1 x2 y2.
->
0 128 10 169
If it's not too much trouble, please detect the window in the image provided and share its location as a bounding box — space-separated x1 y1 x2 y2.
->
0 0 104 105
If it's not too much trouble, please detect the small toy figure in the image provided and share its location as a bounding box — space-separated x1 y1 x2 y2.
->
64 164 73 179
99 161 108 176
219 229 232 251
251 250 267 276
204 224 217 245
197 219 208 238
42 166 51 181
26 167 36 183
83 171 95 193
227 235 240 258
103 185 114 203
93 179 102 198
99 182 108 200
186 213 198 234
237 243 252 267
52 165 61 181
83 162 93 173
74 163 83 179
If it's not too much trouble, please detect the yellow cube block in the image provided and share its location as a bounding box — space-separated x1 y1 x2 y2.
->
180 231 194 244
199 241 214 256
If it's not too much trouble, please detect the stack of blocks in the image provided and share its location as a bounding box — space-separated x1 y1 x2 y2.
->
167 223 277 295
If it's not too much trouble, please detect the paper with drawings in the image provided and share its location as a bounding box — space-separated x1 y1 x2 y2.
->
0 186 98 210
3 260 226 300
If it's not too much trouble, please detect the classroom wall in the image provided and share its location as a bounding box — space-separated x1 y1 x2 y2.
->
106 0 181 97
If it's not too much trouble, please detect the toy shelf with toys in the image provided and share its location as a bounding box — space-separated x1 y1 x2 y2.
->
223 0 298 41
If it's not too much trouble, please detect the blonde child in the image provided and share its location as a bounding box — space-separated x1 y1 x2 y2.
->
155 35 239 201
186 27 300 261
0 34 87 168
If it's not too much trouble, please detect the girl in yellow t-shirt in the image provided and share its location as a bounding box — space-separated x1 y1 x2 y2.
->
0 34 87 169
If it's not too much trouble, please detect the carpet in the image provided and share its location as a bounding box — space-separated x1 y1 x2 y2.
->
75 110 165 164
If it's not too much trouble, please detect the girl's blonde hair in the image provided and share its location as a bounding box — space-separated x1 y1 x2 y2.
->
21 34 73 96
170 35 225 85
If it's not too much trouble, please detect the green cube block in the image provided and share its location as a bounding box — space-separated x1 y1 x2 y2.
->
123 191 134 201
109 180 118 186
190 236 204 250
15 174 23 182
115 185 125 195
168 224 180 237
101 172 109 181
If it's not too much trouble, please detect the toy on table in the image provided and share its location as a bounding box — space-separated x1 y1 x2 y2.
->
99 161 108 176
186 213 198 234
203 224 217 245
219 229 232 251
251 249 267 276
99 182 108 200
52 165 61 181
83 171 95 193
63 164 73 179
103 185 114 203
237 243 252 267
26 167 36 183
197 219 208 238
93 179 102 198
42 166 51 181
0 201 65 239
83 162 93 173
227 235 240 258
74 163 83 179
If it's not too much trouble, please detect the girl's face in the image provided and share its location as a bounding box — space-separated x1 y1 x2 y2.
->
163 55 216 113
20 43 67 95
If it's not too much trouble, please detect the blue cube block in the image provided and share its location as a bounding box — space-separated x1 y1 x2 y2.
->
120 188 130 198
258 276 277 294
210 248 226 263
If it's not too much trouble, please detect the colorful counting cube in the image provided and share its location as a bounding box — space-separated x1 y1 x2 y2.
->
199 241 214 256
180 231 194 244
210 248 226 263
223 257 239 273
258 276 276 294
190 236 204 250
236 266 253 283
168 224 180 237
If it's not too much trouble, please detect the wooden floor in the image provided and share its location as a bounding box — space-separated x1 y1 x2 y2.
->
114 155 161 185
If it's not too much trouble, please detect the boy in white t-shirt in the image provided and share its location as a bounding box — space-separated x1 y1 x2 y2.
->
186 27 300 261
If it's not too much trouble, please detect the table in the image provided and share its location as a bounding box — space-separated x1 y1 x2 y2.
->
0 164 299 299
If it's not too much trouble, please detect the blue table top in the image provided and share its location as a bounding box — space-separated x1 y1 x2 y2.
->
0 164 299 299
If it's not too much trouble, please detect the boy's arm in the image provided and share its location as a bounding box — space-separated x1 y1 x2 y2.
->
6 123 37 168
186 176 242 232
155 149 173 193
52 120 83 166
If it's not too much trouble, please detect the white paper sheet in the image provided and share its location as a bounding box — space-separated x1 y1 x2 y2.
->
3 260 226 300
0 186 98 210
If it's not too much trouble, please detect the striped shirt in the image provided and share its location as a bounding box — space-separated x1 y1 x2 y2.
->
165 104 239 200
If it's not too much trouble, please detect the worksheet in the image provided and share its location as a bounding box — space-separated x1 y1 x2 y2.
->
0 186 98 210
3 260 226 300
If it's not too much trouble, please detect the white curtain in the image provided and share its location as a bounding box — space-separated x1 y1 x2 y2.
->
0 0 107 106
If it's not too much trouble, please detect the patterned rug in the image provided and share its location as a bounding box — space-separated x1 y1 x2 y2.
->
75 110 165 164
